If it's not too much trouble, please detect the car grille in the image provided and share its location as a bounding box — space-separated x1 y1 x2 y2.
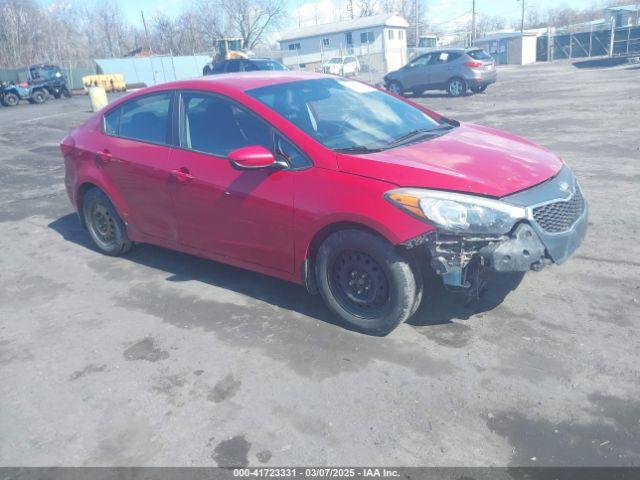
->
532 185 585 233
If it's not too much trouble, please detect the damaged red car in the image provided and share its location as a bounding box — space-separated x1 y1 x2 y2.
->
61 72 587 335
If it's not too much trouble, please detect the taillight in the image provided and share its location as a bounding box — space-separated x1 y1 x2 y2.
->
464 61 483 68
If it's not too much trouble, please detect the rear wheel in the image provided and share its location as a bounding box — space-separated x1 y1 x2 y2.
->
387 81 404 96
82 188 132 256
2 92 19 107
315 229 422 335
471 85 488 93
447 77 467 97
413 89 425 97
31 90 47 104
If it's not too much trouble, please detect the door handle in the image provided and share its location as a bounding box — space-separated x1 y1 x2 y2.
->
96 149 112 163
170 167 194 183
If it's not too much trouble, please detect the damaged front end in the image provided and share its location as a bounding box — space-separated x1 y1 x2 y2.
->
394 166 588 298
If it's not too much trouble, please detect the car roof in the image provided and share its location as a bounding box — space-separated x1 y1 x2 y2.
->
148 71 329 93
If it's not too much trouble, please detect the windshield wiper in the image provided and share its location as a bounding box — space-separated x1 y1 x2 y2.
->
334 146 382 154
386 125 454 148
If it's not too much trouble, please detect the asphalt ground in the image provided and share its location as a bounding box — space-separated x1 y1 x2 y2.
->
1 60 639 467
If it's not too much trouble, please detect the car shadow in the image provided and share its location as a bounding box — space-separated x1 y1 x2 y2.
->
408 92 452 99
49 213 521 333
408 269 524 327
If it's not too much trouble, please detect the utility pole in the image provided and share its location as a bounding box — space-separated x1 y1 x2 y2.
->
415 0 420 47
348 0 354 19
520 0 525 33
141 11 154 55
471 0 476 45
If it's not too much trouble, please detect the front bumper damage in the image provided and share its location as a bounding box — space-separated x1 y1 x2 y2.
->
403 166 588 291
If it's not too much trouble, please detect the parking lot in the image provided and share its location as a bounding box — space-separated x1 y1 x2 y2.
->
1 60 639 467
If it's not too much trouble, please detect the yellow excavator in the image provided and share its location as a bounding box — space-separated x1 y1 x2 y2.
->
203 38 249 75
215 38 248 60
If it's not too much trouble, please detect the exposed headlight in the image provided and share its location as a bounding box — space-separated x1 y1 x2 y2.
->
385 188 527 235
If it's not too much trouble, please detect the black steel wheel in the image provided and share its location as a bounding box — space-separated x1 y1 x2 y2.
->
315 229 422 335
82 188 132 256
329 250 391 318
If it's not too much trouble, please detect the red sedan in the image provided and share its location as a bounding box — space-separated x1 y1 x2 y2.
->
61 71 587 335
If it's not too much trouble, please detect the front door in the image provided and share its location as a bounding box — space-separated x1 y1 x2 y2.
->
168 91 295 273
98 91 177 241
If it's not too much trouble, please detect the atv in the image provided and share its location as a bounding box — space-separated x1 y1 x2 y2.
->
28 64 72 99
0 80 48 106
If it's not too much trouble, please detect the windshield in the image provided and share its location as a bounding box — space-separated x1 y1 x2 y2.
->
328 58 342 64
31 66 62 80
247 78 446 151
252 60 287 70
467 49 492 60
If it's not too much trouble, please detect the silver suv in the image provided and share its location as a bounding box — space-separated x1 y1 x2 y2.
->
384 48 497 97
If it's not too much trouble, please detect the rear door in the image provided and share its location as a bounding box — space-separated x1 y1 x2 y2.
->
428 52 461 86
99 92 177 241
167 90 296 273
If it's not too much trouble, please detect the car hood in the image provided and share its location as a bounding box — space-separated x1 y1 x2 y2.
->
336 123 563 198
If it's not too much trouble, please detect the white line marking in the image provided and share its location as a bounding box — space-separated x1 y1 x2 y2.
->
16 111 74 124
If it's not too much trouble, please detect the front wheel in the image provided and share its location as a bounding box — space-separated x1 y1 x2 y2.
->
315 230 422 335
2 92 19 106
82 188 132 256
447 77 467 97
387 81 404 96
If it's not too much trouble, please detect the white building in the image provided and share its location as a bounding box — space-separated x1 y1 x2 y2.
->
278 14 409 73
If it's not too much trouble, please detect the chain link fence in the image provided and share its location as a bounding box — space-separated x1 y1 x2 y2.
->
537 23 640 61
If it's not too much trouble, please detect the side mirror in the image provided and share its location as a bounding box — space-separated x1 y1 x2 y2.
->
228 145 276 170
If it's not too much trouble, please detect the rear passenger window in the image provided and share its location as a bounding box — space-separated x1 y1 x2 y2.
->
104 108 121 135
181 92 272 157
119 93 172 144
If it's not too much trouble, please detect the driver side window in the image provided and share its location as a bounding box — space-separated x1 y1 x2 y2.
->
180 92 272 157
411 54 431 67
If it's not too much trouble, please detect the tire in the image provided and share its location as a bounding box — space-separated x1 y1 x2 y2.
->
387 80 404 96
447 77 467 97
82 188 132 256
62 88 72 98
471 85 488 94
2 92 19 107
31 90 47 104
315 229 421 335
413 89 425 97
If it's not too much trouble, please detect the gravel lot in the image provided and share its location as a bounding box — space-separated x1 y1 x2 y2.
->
1 60 639 467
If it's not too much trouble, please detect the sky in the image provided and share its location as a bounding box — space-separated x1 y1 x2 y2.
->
48 0 603 34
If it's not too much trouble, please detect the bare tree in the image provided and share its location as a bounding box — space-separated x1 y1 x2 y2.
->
357 0 379 17
221 0 286 49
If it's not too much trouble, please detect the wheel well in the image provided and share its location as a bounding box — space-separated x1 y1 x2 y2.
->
76 183 101 227
302 222 389 293
77 182 100 206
